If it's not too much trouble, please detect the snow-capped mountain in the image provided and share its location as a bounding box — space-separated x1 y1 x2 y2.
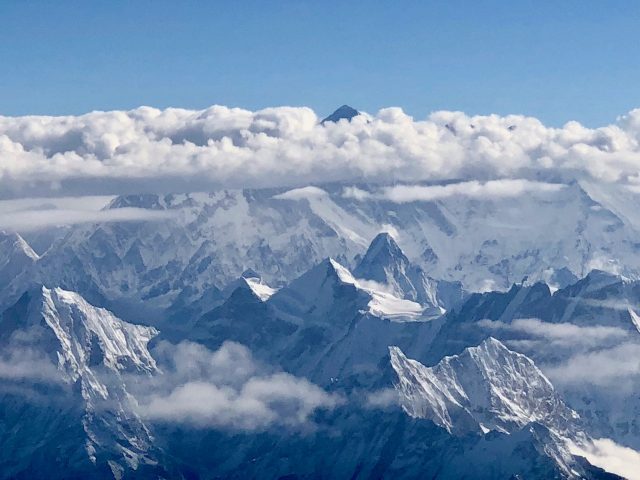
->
0 286 166 479
388 339 620 479
0 231 38 301
353 231 463 312
3 180 640 478
390 337 579 436
0 265 631 478
5 179 640 326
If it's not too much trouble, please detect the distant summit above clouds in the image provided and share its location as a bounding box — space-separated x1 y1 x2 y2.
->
321 104 360 124
3 103 640 197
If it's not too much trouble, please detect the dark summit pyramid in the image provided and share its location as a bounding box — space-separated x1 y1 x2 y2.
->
321 105 360 124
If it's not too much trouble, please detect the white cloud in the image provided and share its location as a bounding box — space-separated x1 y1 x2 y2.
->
364 388 400 409
544 342 640 386
0 196 173 231
0 348 61 383
343 179 565 203
1 105 640 196
569 438 640 480
134 341 340 431
479 318 629 347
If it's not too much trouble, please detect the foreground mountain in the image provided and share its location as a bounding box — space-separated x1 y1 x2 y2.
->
0 275 631 478
390 338 578 436
421 269 640 452
388 339 616 479
0 286 166 479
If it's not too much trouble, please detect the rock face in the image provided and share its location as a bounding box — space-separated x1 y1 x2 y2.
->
390 338 579 436
0 287 165 479
320 104 360 124
0 271 628 479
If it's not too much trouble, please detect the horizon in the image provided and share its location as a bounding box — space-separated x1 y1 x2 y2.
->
1 1 639 127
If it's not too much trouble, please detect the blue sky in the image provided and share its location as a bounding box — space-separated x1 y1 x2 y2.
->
0 0 638 126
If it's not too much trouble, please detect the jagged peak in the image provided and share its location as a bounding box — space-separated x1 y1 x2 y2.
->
358 232 408 267
241 276 278 301
320 105 360 124
557 269 626 297
21 286 159 377
327 257 357 285
390 337 576 435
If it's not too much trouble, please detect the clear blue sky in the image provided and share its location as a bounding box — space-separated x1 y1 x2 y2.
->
0 0 638 126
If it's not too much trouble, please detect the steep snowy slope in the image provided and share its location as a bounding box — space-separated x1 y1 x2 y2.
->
353 231 463 312
390 338 578 435
270 257 426 323
0 231 39 302
0 287 165 479
388 339 616 478
420 271 640 450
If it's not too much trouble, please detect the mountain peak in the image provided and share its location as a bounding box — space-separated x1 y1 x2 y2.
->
359 232 407 267
390 338 578 436
321 105 360 124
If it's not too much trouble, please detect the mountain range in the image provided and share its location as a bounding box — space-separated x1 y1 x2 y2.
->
2 179 640 478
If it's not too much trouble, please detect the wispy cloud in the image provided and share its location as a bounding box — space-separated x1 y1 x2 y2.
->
0 348 61 384
544 342 640 386
343 180 565 203
478 318 629 347
0 196 173 231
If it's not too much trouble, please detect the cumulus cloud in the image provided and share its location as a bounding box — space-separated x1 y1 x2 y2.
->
133 341 339 431
569 438 640 480
2 105 640 196
0 196 173 231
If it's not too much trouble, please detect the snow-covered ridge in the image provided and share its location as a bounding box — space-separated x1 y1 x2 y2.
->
39 286 158 379
326 258 425 321
0 231 39 262
243 276 278 301
390 338 579 435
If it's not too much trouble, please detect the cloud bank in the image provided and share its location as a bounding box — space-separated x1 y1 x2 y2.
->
134 341 339 431
570 438 640 480
2 105 640 196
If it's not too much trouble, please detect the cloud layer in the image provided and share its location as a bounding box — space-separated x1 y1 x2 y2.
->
0 197 173 231
2 105 640 196
134 341 339 431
